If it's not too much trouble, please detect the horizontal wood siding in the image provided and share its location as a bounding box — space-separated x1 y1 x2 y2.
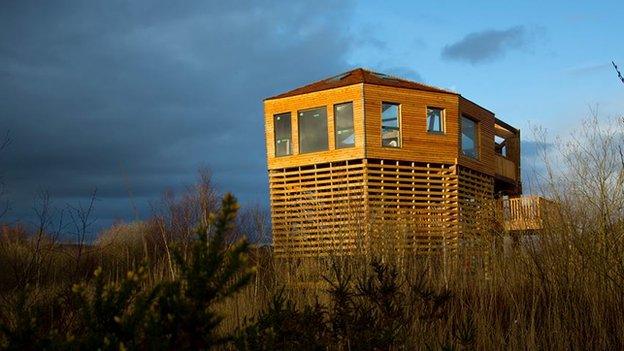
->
363 84 460 164
264 84 365 170
263 80 523 258
495 155 516 181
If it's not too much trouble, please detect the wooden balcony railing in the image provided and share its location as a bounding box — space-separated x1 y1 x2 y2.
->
498 196 553 231
495 155 516 181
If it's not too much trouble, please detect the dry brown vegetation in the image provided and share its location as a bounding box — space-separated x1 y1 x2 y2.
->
1 115 624 350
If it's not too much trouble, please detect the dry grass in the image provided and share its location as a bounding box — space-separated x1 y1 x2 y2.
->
1 114 624 349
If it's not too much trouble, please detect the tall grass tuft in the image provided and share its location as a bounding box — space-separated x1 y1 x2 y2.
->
1 114 624 349
1 193 254 350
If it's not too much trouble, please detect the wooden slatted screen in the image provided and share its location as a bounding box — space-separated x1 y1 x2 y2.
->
457 166 495 241
269 159 367 257
270 158 473 257
366 159 459 255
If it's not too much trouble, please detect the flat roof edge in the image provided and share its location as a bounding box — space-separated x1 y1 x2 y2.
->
263 82 362 102
495 117 519 133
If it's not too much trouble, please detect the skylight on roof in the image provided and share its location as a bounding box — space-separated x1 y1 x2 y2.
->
372 72 392 79
326 72 350 82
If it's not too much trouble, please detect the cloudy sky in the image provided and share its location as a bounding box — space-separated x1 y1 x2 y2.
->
1 0 623 238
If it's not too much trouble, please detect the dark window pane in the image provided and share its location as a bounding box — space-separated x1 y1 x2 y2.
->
495 135 507 157
382 102 400 147
334 102 354 148
299 107 328 153
461 116 478 158
274 113 292 156
427 107 444 132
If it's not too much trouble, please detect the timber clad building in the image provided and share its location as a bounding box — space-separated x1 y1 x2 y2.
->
264 68 525 257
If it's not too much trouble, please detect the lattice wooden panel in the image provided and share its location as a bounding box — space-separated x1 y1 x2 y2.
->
366 159 460 254
269 160 367 257
457 166 495 241
270 159 495 258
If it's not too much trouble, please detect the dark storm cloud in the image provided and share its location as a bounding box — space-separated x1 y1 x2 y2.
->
0 1 354 233
441 26 527 64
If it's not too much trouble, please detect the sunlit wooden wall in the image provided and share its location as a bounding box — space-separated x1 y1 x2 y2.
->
265 84 504 257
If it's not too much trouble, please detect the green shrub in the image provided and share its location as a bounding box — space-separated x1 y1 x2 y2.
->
1 193 254 351
235 259 463 350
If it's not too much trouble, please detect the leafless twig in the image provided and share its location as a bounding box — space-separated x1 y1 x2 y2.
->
613 61 624 86
0 130 10 152
0 130 10 220
0 186 8 220
8 190 60 289
66 188 98 275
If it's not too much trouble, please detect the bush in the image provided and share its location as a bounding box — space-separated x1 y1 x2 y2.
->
3 113 624 349
236 259 462 350
1 193 254 350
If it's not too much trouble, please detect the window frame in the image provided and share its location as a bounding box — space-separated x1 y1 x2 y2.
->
426 106 445 134
297 105 329 154
495 135 508 158
273 112 292 157
333 101 355 149
381 102 401 148
460 114 480 159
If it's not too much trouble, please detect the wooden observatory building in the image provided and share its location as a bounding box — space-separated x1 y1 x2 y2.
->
264 68 527 257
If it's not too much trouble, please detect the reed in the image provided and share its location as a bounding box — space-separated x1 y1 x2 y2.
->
1 115 624 350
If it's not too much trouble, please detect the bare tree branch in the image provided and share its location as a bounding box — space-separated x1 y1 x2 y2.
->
614 61 624 86
7 190 61 289
0 130 11 220
0 130 10 152
66 188 98 275
0 184 8 220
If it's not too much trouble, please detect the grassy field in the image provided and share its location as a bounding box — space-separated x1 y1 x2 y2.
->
1 116 624 350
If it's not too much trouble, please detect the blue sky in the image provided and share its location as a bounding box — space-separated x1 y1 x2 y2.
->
348 0 623 135
347 0 624 192
0 1 622 237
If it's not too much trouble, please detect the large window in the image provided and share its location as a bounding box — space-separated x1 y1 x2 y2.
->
427 107 444 133
382 102 400 147
334 102 354 148
461 115 478 159
298 107 328 153
274 112 292 156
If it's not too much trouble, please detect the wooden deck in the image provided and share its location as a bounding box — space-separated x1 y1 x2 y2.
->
498 196 553 231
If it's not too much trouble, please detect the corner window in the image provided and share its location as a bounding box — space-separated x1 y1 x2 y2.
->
298 107 328 153
334 102 354 148
382 102 400 147
274 113 292 156
427 107 444 133
461 115 478 159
